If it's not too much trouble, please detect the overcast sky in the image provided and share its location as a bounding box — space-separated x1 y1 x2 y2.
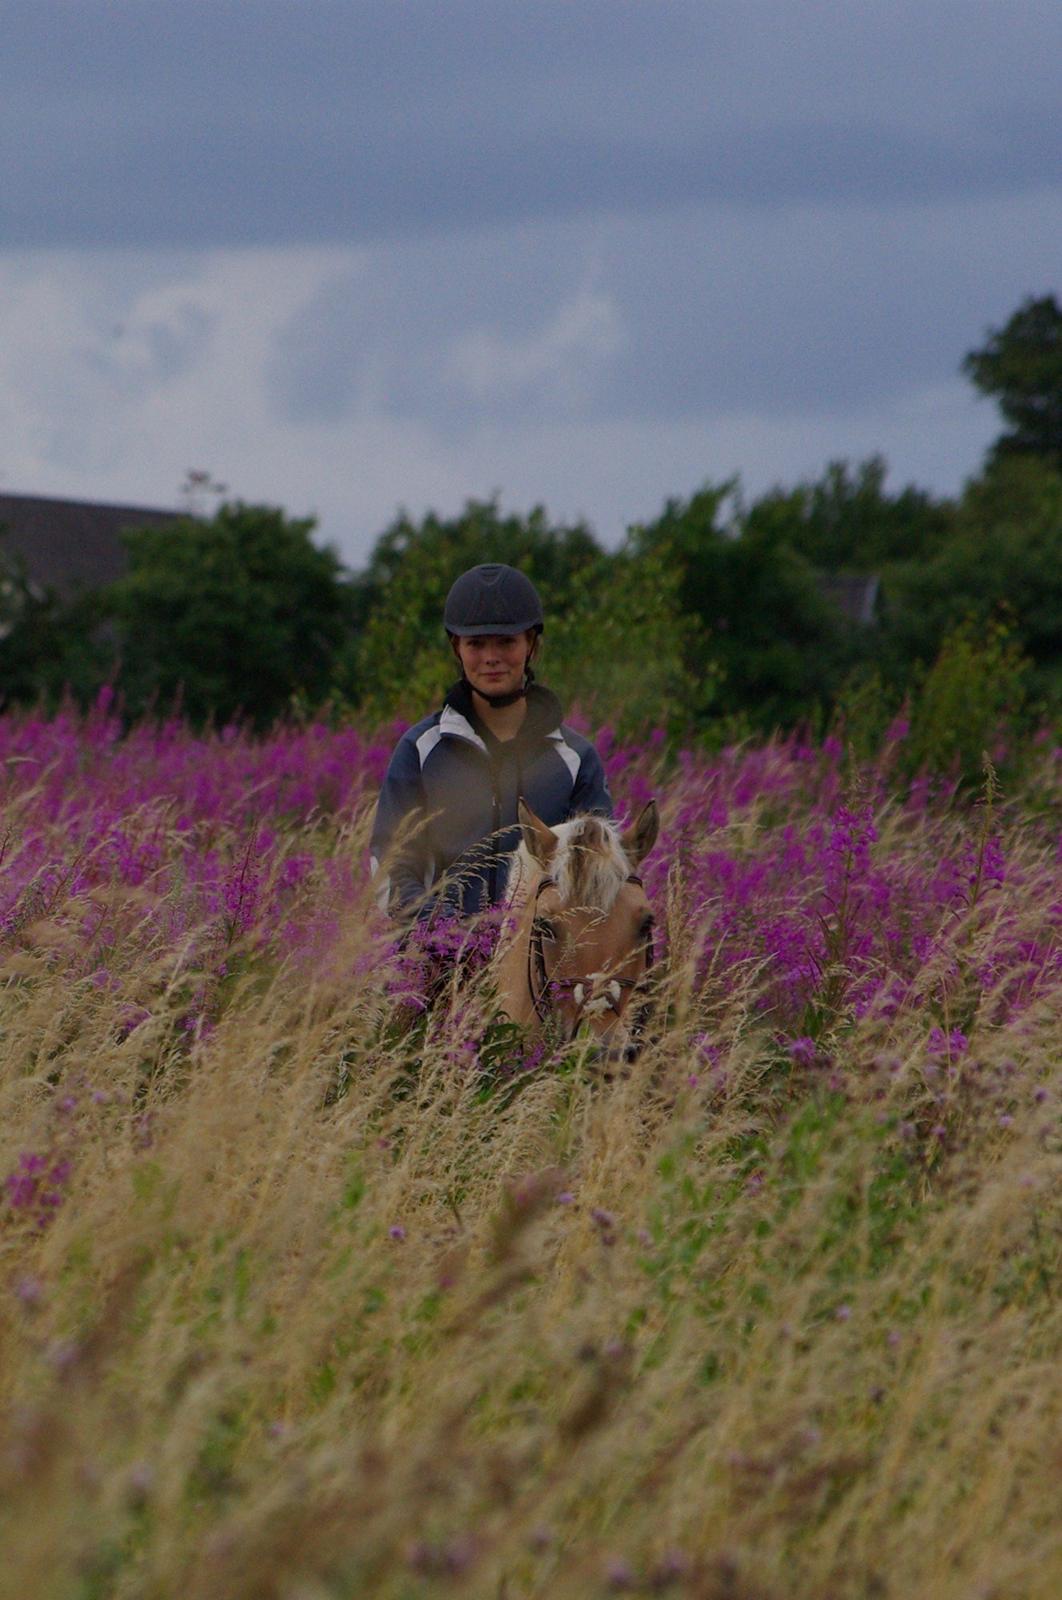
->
2 0 1059 566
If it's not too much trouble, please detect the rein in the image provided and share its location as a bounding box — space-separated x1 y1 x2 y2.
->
526 872 656 1042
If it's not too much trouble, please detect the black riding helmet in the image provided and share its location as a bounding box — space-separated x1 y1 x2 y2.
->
443 564 544 638
444 564 544 707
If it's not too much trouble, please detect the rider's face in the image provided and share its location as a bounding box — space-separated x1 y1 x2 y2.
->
454 631 534 699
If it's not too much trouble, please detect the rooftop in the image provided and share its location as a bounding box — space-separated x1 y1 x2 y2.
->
0 491 185 598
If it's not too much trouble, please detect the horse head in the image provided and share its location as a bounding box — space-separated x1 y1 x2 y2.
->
498 798 659 1059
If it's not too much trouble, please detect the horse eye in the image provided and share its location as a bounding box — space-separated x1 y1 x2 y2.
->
639 915 655 939
534 917 557 942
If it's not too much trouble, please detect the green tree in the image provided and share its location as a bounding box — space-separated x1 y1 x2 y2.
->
631 483 856 731
742 457 953 572
902 618 1030 785
884 455 1062 704
111 503 352 726
544 543 717 738
963 294 1062 469
0 533 109 708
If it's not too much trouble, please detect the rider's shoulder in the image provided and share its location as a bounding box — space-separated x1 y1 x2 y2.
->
397 710 443 744
388 710 444 765
554 722 598 757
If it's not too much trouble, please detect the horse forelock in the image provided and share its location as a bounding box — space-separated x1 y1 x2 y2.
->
503 814 631 912
553 815 630 911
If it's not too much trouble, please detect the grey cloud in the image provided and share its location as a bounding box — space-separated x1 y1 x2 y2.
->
2 1 1059 248
5 114 1059 251
267 191 1059 434
268 230 586 423
81 303 214 398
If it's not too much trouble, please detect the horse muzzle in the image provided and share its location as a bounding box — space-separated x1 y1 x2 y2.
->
571 977 623 1018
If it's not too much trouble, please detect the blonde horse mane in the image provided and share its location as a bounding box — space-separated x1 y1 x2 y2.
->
506 813 632 912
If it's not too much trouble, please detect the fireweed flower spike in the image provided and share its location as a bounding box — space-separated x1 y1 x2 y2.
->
0 707 1059 1043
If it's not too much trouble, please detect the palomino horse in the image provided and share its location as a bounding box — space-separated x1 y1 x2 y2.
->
494 798 659 1060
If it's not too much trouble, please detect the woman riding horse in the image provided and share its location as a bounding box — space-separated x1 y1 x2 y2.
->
370 564 613 921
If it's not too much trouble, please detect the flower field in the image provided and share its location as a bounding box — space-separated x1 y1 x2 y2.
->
1 701 1059 1599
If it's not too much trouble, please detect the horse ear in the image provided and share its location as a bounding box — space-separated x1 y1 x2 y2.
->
518 798 557 868
621 799 659 866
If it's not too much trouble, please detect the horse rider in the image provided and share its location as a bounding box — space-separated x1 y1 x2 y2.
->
370 563 613 920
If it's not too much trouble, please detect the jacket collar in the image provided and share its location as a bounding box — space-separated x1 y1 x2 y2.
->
438 702 487 753
441 679 565 751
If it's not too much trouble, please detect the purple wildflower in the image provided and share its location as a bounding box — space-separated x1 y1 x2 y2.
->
928 1027 969 1060
787 1036 818 1067
4 1151 73 1229
649 1550 690 1588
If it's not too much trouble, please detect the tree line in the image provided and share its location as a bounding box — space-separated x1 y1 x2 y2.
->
2 295 1061 767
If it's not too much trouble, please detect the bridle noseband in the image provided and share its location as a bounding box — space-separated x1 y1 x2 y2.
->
526 872 656 1044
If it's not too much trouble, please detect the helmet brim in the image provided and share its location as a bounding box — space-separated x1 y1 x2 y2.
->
446 621 542 638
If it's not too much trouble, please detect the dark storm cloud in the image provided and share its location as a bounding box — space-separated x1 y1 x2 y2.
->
3 0 1060 249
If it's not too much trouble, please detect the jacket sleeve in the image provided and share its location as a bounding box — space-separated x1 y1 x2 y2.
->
369 736 434 917
569 744 614 818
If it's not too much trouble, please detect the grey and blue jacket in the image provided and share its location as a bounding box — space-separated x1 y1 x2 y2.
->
370 680 612 918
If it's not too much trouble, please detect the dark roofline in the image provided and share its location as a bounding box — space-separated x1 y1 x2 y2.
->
0 490 186 599
0 489 184 522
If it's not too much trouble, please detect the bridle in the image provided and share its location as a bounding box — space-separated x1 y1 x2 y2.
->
526 872 656 1048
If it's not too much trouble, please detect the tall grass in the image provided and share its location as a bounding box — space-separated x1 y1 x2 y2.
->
0 707 1059 1599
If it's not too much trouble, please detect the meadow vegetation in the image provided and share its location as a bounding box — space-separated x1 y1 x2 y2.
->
1 703 1059 1598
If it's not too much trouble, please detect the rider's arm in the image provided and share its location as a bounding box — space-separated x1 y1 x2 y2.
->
570 744 614 818
369 736 434 917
